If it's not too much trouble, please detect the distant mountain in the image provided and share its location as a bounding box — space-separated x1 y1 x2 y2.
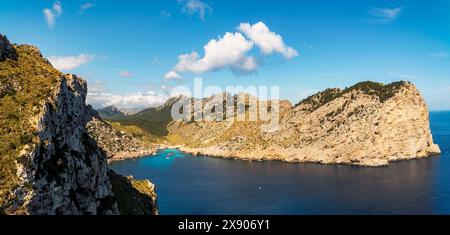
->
97 105 126 119
110 96 183 137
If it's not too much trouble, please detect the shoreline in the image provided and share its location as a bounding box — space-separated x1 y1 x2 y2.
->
106 145 185 163
178 145 442 167
107 144 442 167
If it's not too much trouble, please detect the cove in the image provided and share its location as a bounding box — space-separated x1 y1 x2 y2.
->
109 111 450 215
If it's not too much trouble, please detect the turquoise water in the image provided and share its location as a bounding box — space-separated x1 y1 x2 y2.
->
110 111 450 215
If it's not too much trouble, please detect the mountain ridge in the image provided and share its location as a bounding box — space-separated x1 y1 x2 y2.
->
97 105 127 119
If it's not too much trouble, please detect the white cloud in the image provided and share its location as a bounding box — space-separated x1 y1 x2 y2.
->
169 21 298 76
53 1 62 16
178 0 212 20
238 22 298 59
368 7 402 23
229 56 258 75
43 9 55 28
87 91 169 110
174 32 256 74
118 70 134 78
48 54 95 70
164 71 183 81
429 52 449 58
79 2 95 14
43 1 62 29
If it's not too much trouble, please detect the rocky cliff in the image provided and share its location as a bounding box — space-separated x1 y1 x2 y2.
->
0 34 157 214
86 117 161 161
154 82 440 166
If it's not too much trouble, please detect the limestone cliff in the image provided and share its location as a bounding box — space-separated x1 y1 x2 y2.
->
0 34 157 214
163 82 441 166
86 117 161 161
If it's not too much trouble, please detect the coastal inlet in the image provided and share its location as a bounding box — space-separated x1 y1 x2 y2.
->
110 111 449 215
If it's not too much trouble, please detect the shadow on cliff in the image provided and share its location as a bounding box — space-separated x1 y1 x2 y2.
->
107 170 158 215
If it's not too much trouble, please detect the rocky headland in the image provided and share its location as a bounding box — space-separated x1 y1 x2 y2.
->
111 81 441 167
171 82 441 166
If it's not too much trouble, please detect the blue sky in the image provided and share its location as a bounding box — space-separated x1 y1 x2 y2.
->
1 0 449 110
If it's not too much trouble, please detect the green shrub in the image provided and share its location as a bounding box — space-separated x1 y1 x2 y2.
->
0 44 62 208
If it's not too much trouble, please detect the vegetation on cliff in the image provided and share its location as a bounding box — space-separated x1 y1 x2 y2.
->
105 97 178 137
108 170 158 215
295 81 410 112
86 117 162 161
0 35 62 207
0 34 158 214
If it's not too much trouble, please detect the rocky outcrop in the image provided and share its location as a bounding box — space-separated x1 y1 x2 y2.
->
166 81 440 166
86 118 159 162
0 34 157 215
3 73 119 214
0 35 17 61
108 171 158 215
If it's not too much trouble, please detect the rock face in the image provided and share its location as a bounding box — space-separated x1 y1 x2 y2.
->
0 35 17 61
164 82 441 166
108 170 158 215
0 34 157 215
86 117 159 161
9 74 119 215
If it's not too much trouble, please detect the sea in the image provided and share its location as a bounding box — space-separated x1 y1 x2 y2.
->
110 111 450 215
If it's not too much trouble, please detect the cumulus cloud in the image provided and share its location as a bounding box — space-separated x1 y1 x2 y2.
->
43 1 62 29
238 22 298 59
369 7 402 23
87 91 169 110
118 70 134 78
79 2 95 14
229 56 258 75
164 71 183 81
178 0 212 20
48 54 95 70
169 21 298 77
174 32 256 74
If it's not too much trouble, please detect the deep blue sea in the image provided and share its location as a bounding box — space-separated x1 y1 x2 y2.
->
110 111 450 215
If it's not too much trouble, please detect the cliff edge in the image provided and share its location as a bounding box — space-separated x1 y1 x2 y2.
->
0 34 157 214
